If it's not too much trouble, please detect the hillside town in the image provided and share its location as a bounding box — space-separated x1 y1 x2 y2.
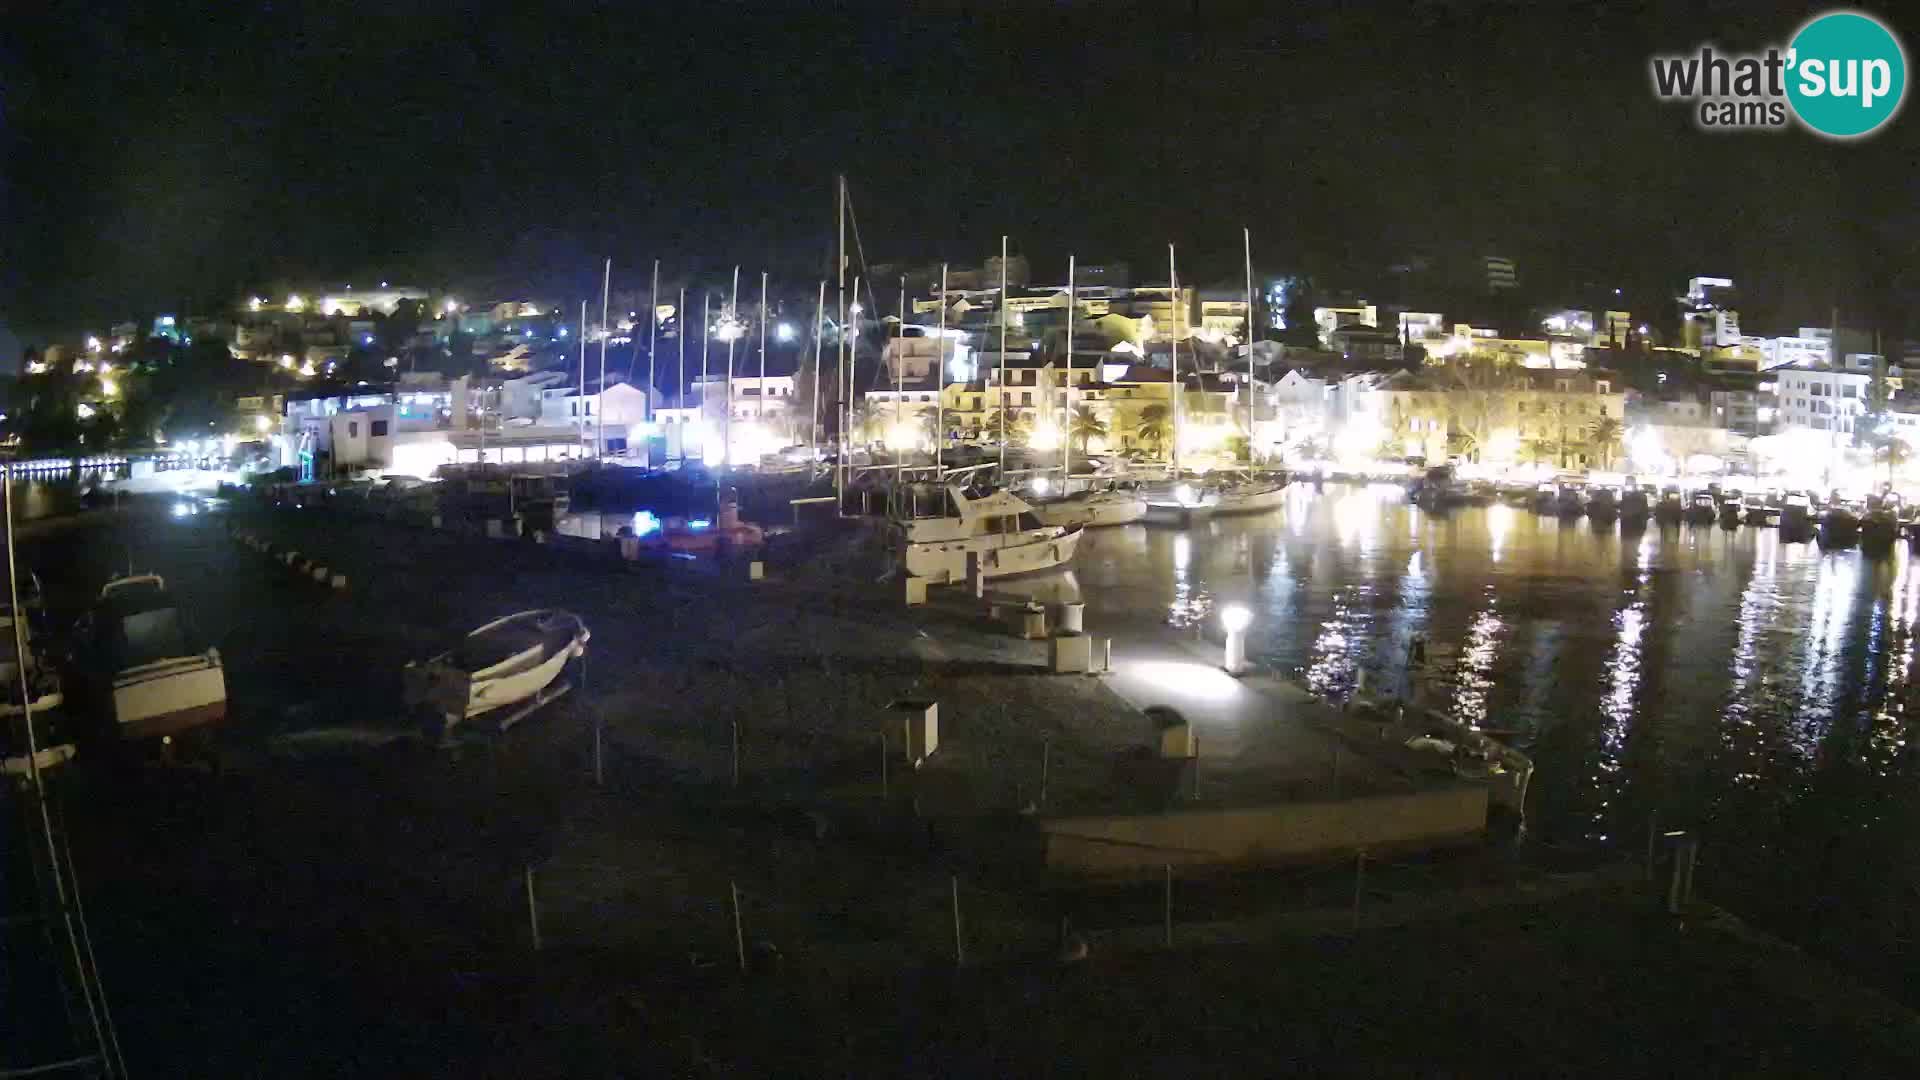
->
6 259 1914 498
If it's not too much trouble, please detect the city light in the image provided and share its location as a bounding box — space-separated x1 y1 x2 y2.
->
255 416 272 433
443 298 460 314
1220 604 1252 634
100 376 118 397
248 296 265 312
286 294 306 312
85 336 102 353
776 323 795 342
279 354 295 369
76 403 95 419
1031 476 1052 496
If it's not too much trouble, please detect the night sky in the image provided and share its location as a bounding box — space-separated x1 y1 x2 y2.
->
4 1 1916 342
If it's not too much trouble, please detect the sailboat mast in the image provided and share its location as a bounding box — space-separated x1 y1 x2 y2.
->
936 263 947 474
810 281 825 463
896 274 906 494
676 286 686 462
1063 254 1075 490
758 271 769 428
1169 242 1181 478
700 292 711 458
1243 226 1255 465
578 301 588 452
597 257 611 459
725 266 739 468
998 234 1009 482
835 175 847 508
647 259 660 422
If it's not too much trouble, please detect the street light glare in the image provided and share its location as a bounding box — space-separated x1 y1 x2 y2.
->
776 323 795 342
1221 604 1252 633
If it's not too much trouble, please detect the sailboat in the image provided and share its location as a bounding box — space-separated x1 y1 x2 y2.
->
1209 227 1289 515
1029 253 1147 528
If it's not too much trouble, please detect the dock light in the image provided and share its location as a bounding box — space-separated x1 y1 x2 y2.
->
1221 603 1252 675
254 415 271 433
1031 476 1051 496
1175 482 1197 506
776 322 795 342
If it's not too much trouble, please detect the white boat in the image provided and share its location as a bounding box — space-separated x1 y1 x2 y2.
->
404 610 589 731
1031 481 1149 528
0 599 74 778
73 574 226 743
1212 477 1290 516
1144 481 1218 525
900 486 1082 582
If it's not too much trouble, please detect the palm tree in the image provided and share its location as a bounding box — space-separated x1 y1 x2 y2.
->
1586 416 1623 469
1068 404 1107 455
1135 403 1172 457
982 408 1031 448
1521 437 1560 468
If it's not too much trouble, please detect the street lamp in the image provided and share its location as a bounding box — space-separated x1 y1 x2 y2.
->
1221 604 1252 675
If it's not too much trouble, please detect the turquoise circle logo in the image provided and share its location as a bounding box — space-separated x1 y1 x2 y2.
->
1787 11 1907 138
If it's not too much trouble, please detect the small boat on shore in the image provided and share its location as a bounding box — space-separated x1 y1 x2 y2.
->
70 574 226 751
1820 502 1861 547
1553 485 1584 518
899 486 1083 580
1684 492 1717 526
1619 487 1650 528
404 610 589 733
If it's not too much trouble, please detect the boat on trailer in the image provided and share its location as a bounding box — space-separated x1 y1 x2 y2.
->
404 610 590 734
70 574 226 752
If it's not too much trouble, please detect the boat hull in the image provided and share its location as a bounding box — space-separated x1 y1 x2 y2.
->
1212 485 1289 516
405 611 590 724
904 526 1082 581
111 657 226 741
1032 495 1148 529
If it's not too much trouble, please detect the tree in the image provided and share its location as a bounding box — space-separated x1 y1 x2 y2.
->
1446 428 1479 461
982 408 1032 448
1135 403 1172 457
1521 437 1560 468
1068 403 1107 455
1586 416 1624 469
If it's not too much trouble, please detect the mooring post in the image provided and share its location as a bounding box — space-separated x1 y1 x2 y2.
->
1164 864 1174 948
951 875 965 967
1351 849 1367 931
731 881 746 973
525 865 542 951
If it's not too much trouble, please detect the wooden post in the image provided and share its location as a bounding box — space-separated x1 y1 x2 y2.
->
525 865 542 951
951 875 965 967
1164 864 1173 948
731 880 746 973
1351 850 1367 930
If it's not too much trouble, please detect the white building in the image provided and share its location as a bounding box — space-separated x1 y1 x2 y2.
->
1313 303 1376 349
1774 366 1871 437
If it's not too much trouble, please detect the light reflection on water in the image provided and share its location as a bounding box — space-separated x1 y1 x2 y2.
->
1061 490 1920 868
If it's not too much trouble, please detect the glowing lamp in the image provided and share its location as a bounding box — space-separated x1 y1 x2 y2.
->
1031 476 1051 496
1221 603 1252 675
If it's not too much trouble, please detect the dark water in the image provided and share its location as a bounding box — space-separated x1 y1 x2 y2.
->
1033 482 1920 991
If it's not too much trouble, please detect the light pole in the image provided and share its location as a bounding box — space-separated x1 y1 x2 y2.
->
1221 604 1251 676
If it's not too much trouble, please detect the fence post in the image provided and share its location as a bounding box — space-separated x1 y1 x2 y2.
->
731 881 747 973
951 876 965 967
1351 849 1367 930
525 865 542 951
